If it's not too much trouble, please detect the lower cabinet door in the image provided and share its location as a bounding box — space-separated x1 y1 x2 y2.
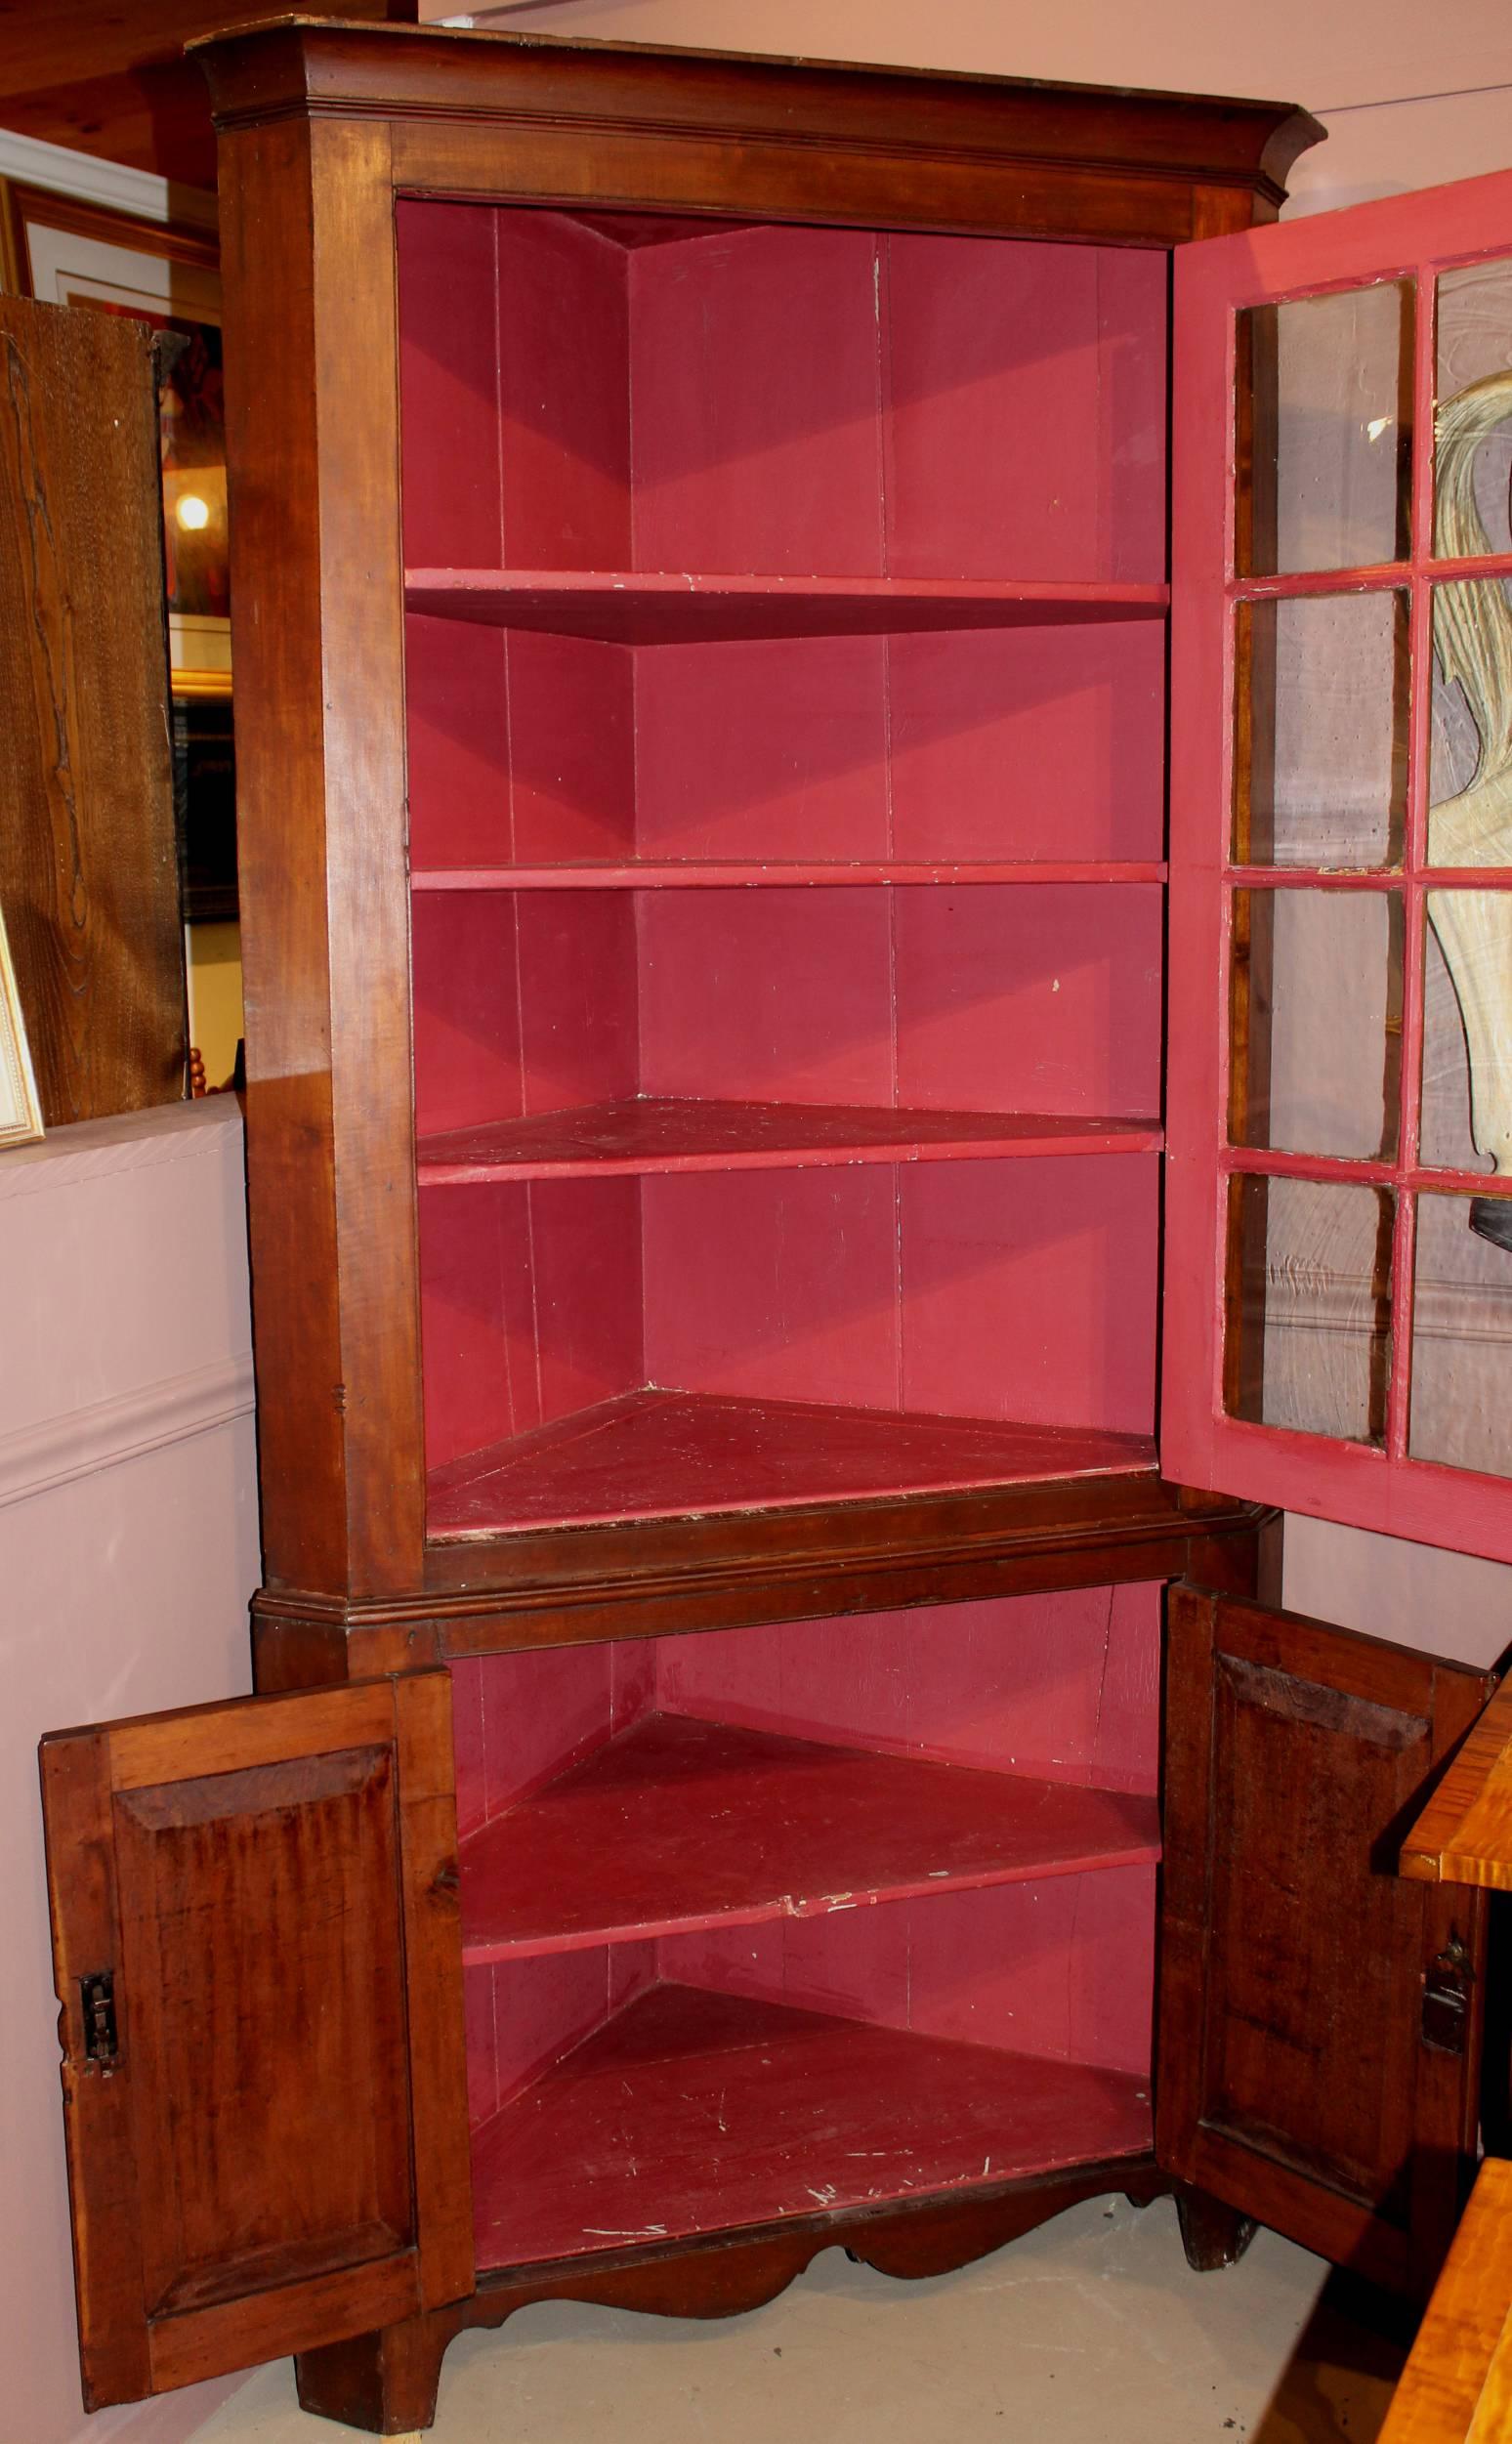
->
39 1671 474 2408
1157 1585 1494 2292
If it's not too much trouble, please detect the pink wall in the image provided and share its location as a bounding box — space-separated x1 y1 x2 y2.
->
1 1104 260 2444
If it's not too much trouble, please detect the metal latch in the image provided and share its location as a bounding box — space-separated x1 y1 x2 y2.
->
80 1971 119 2070
1422 1937 1473 2056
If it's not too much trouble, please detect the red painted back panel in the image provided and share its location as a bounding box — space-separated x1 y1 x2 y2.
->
883 237 1166 583
636 888 893 1106
641 1165 903 1412
630 226 886 575
495 210 631 569
418 1176 644 1469
892 883 1162 1116
660 1866 1155 2075
634 635 889 863
900 1156 1158 1433
398 200 503 566
657 1584 1160 1791
412 891 636 1137
887 625 1165 862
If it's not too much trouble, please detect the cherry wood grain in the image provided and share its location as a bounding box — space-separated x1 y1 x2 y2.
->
1157 1588 1491 2295
0 294 185 1123
195 22 1320 245
458 1711 1160 1960
40 1674 472 2408
1402 1677 1512 1889
1378 2157 1512 2444
0 2 414 186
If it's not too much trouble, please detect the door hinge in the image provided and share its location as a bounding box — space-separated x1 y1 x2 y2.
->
79 1971 119 2071
1422 1936 1473 2056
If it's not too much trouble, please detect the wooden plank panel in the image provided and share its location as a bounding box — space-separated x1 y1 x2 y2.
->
1403 1678 1512 1888
392 1673 475 2310
39 1672 472 2406
1379 2158 1512 2444
1157 1588 1491 2293
0 293 185 1122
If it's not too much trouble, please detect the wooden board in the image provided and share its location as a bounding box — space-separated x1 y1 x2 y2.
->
1402 1677 1512 1888
471 1981 1152 2271
458 1710 1161 1960
428 1388 1157 1538
0 293 185 1122
1157 1588 1491 2295
418 1097 1161 1182
1379 2156 1512 2443
39 1675 472 2407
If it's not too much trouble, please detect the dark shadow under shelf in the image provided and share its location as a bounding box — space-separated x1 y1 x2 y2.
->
472 1982 1153 2271
406 567 1170 645
427 1389 1158 1538
417 1097 1162 1183
459 1710 1160 1962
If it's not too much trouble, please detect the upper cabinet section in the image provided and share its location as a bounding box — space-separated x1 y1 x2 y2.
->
1165 169 1512 1563
399 206 1168 591
197 19 1319 1611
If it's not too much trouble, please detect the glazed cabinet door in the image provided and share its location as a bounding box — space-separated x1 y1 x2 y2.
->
1164 167 1512 1558
40 1673 473 2409
1157 1587 1493 2291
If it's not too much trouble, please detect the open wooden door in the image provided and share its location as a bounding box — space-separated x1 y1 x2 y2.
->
1157 1588 1493 2292
1164 167 1512 1563
40 1672 473 2409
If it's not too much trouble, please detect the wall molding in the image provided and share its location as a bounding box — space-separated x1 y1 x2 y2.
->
0 126 217 231
0 1353 255 1512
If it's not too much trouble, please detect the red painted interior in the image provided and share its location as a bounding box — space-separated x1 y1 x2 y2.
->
399 195 1167 1533
455 1591 1159 2264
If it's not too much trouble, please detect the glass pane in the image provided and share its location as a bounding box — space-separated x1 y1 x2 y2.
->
1435 257 1512 561
1226 1174 1393 1442
1230 889 1403 1159
1421 891 1512 1175
1429 581 1512 868
1409 1191 1512 1476
1238 283 1412 577
1234 592 1407 867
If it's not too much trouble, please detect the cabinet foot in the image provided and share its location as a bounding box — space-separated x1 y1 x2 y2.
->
294 2311 455 2435
1175 2187 1258 2272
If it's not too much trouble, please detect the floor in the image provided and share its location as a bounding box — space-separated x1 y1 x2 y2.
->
191 2197 1416 2444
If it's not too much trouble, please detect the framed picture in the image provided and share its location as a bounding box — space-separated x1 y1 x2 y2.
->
3 182 230 695
0 901 44 1150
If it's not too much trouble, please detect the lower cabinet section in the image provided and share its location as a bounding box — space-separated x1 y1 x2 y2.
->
40 1578 1498 2430
452 1586 1162 2270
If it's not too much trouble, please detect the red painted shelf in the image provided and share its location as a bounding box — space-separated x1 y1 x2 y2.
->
459 1711 1160 1963
418 1097 1162 1184
428 1388 1158 1538
406 567 1170 645
472 1982 1153 2269
411 860 1167 891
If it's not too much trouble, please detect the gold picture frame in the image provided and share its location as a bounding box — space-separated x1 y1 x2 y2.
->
0 901 44 1150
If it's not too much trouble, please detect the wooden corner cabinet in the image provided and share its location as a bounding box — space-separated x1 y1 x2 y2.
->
37 21 1512 2433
